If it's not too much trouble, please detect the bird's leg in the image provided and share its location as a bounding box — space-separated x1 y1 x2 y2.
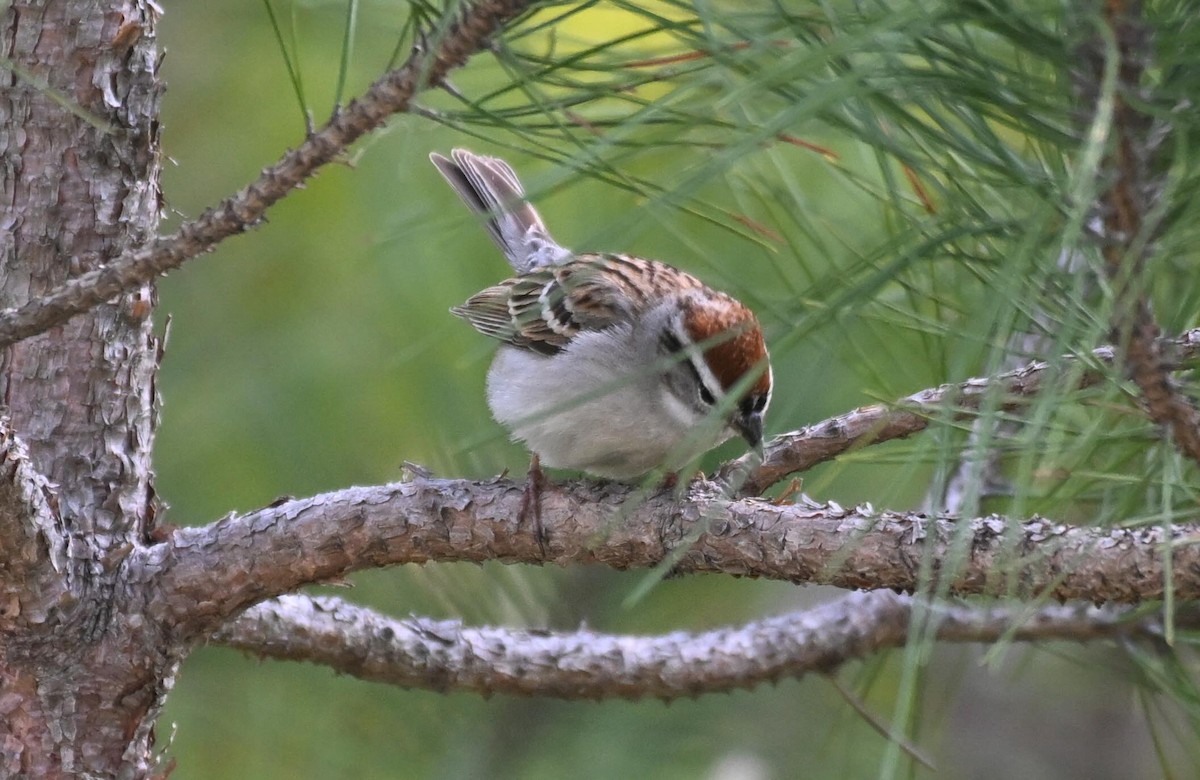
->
519 453 549 557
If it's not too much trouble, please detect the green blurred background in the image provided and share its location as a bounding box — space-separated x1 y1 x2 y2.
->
153 2 1171 777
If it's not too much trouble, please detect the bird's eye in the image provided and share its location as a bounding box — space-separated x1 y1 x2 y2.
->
699 384 716 406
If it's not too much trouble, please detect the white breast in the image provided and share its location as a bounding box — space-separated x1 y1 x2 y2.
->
484 326 730 479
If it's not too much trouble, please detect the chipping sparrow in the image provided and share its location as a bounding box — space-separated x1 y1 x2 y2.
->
431 149 771 480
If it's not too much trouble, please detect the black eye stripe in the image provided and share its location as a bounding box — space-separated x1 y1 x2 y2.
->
740 394 768 416
684 358 715 406
661 331 718 407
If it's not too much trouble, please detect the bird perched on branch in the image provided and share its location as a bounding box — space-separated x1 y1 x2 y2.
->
431 149 771 482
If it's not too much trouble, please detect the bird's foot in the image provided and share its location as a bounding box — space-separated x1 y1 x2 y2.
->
518 454 550 558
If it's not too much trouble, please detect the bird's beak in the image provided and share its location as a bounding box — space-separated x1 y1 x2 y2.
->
733 411 764 458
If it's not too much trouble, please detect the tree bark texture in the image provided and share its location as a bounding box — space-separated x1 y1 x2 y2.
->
212 592 1177 701
1 1 166 776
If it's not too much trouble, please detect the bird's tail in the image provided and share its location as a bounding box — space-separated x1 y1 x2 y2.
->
430 149 572 273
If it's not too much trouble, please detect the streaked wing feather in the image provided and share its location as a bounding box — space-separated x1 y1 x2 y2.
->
449 286 519 342
453 254 705 355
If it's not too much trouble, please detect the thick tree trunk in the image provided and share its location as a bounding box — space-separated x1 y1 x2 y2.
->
0 1 167 776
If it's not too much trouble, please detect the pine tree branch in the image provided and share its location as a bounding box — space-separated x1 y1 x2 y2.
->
0 0 537 350
724 329 1200 495
210 591 1179 700
144 475 1200 642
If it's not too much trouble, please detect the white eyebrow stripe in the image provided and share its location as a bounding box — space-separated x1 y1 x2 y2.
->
692 352 725 401
669 318 725 404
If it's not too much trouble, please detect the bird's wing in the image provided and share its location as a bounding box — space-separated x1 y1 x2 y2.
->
451 254 704 355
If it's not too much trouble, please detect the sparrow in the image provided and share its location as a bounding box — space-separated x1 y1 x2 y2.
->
431 149 771 481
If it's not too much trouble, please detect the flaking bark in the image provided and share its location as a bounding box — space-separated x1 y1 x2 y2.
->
213 592 1177 700
0 2 166 776
149 478 1200 644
